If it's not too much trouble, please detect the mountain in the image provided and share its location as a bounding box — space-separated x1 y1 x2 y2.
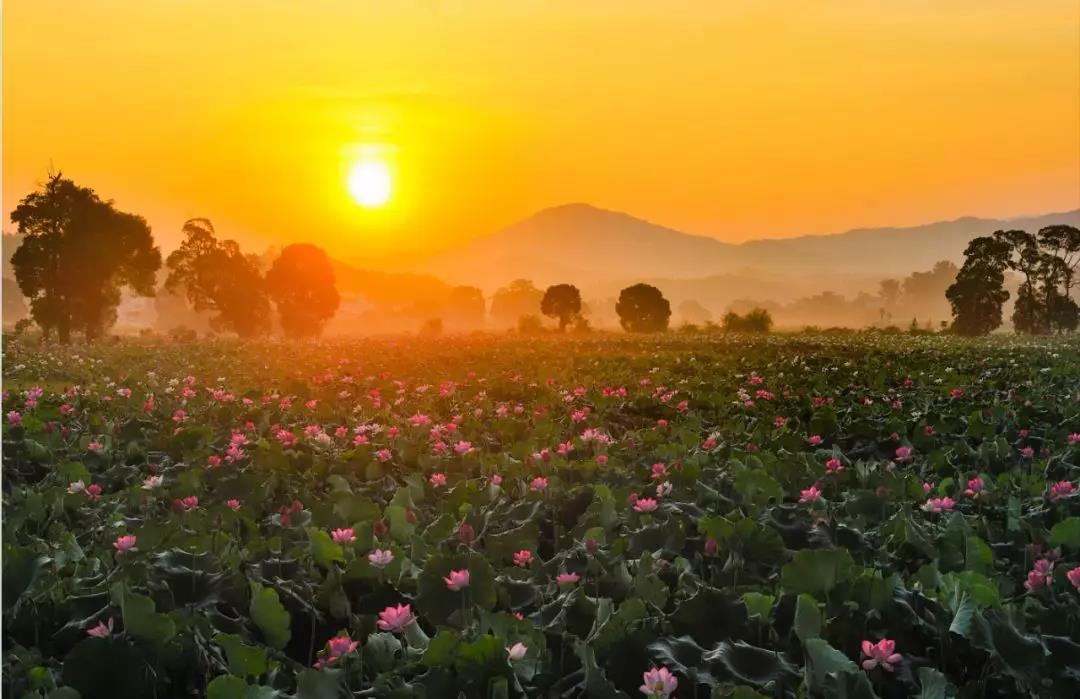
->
415 203 1080 294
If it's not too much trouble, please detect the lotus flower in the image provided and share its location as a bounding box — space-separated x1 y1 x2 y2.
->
377 603 414 632
326 634 359 657
1067 566 1080 591
142 475 164 490
825 457 844 474
634 497 658 513
513 549 534 567
368 549 394 567
1049 480 1077 502
444 568 470 591
67 480 86 494
226 499 241 510
922 496 955 514
329 527 355 544
113 534 137 555
861 638 902 671
640 666 678 698
799 485 822 504
1024 559 1054 590
507 642 528 661
556 571 580 586
86 618 113 638
429 472 447 487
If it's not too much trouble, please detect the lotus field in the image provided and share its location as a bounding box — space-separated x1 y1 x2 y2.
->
4 333 1080 699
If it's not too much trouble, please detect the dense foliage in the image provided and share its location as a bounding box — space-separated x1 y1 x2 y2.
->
3 333 1080 699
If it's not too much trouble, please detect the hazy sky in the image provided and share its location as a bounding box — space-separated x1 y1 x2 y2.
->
4 0 1078 264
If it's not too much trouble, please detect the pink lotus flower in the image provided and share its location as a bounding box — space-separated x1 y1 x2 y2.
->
1067 566 1080 590
556 571 580 586
444 568 470 591
861 639 902 671
330 527 356 544
1049 480 1077 502
86 618 114 638
1024 558 1054 591
596 454 609 465
513 549 534 567
640 666 678 698
825 457 844 474
963 477 984 498
799 485 823 504
1020 446 1035 459
490 474 503 486
430 472 447 488
326 634 359 658
807 435 823 447
377 603 414 632
226 499 241 511
894 446 914 462
922 496 955 514
177 495 199 512
453 440 474 455
85 484 103 499
113 534 137 555
375 448 392 462
507 642 528 661
67 480 86 494
704 538 718 557
368 549 394 567
142 475 164 490
1068 433 1080 445
530 477 549 492
7 411 22 426
634 497 659 513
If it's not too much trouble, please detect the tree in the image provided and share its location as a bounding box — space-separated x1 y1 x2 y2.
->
878 279 902 309
722 308 773 333
10 173 161 342
946 236 1011 335
265 243 340 337
616 283 670 332
444 286 485 329
540 284 582 330
490 279 543 327
164 219 270 337
989 226 1079 334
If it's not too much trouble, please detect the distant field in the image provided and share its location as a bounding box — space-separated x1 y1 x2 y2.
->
3 333 1080 698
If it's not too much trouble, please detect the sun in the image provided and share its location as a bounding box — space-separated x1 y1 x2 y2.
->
347 160 392 207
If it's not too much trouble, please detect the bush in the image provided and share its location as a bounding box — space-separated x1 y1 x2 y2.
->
721 308 773 333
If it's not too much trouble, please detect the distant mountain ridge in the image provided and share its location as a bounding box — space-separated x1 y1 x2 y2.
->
413 204 1080 292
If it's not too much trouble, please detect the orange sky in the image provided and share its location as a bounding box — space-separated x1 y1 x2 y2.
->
4 0 1079 266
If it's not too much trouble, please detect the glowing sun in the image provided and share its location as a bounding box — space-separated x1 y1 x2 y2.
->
347 160 392 207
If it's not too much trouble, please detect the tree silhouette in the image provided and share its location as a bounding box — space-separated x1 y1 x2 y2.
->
164 219 270 337
722 308 773 333
490 279 543 327
265 243 340 337
946 236 1011 335
444 286 485 329
616 283 670 332
10 173 161 342
541 284 582 330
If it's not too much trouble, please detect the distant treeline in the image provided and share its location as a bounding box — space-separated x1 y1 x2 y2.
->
4 174 1077 341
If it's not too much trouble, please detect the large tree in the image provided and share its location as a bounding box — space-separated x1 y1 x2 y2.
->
265 243 340 337
616 283 671 332
540 283 582 331
164 219 270 337
10 173 161 342
490 279 543 327
945 236 1011 335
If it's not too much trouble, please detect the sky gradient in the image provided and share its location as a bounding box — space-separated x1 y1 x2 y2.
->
4 0 1079 265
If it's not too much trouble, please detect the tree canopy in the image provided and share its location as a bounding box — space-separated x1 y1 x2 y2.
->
265 243 340 337
164 219 271 337
540 284 582 330
616 283 670 332
10 173 161 342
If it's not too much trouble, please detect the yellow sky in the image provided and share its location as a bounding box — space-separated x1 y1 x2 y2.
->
4 0 1078 265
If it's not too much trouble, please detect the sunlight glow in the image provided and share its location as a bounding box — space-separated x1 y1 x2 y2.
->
347 160 392 208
